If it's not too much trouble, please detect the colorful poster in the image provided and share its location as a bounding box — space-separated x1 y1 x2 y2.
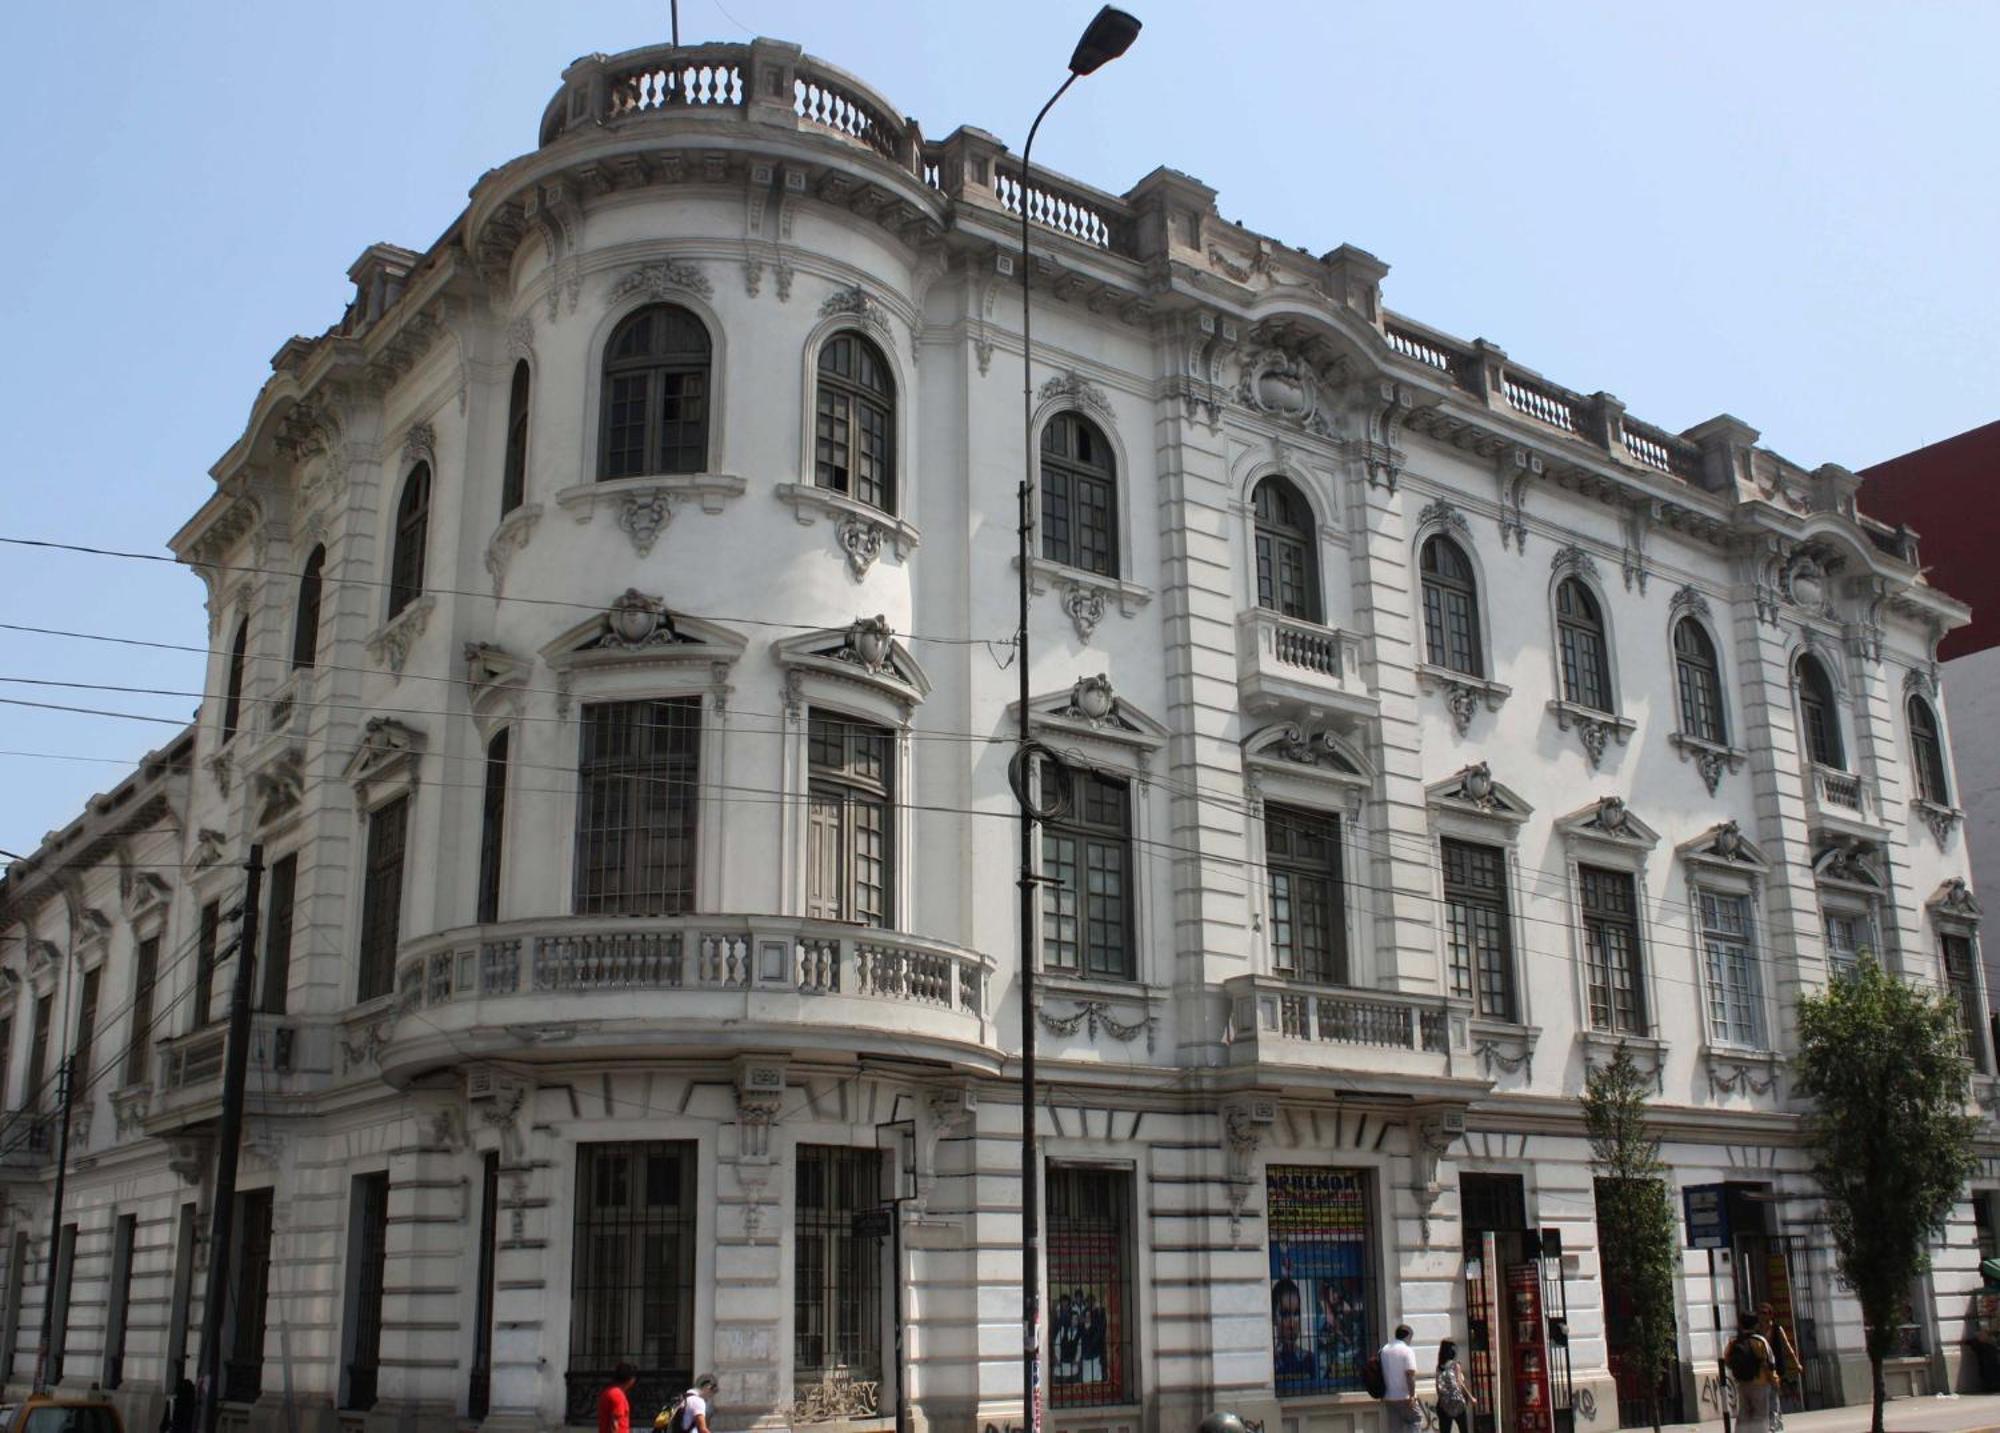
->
1267 1167 1372 1397
1507 1263 1552 1433
1049 1226 1125 1406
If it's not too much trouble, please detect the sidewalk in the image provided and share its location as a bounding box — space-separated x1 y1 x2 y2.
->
1655 1393 2000 1433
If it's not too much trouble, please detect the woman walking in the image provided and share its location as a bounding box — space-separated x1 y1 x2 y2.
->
1436 1337 1477 1433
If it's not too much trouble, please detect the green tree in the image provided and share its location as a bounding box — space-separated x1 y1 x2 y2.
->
1795 956 1979 1433
1583 1045 1682 1433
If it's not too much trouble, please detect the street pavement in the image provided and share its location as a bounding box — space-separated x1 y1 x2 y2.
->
1654 1393 2000 1433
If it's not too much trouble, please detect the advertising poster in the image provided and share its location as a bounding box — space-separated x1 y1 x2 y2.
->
1049 1225 1124 1406
1267 1167 1370 1397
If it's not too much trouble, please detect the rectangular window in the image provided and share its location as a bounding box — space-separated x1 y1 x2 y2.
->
27 994 52 1110
1823 909 1875 979
574 699 701 917
1266 1167 1375 1398
1043 772 1134 980
1580 866 1646 1034
105 1213 137 1388
261 854 297 1015
469 1152 500 1420
194 901 220 1028
478 731 510 926
1699 890 1765 1047
794 1146 884 1385
567 1141 697 1423
806 711 893 926
71 967 101 1086
342 1172 390 1411
123 937 160 1087
1943 934 1988 1073
1442 839 1516 1021
1049 1166 1137 1408
1043 472 1117 577
1267 806 1347 985
357 796 410 1003
225 1189 275 1402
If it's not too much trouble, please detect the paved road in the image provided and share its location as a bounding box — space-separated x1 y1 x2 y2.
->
1654 1392 2000 1433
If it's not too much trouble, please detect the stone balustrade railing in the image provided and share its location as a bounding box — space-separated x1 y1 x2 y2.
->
1812 763 1868 817
1225 974 1471 1070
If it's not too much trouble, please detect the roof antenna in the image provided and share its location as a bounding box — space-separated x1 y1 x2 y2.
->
671 0 680 45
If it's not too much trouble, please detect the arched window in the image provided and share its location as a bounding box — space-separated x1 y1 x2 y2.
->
1909 695 1950 804
1252 477 1319 621
388 463 430 620
1672 617 1725 744
1555 578 1611 712
221 620 249 740
290 546 325 672
815 333 896 512
1797 655 1844 769
1420 535 1482 676
1040 412 1118 577
501 360 530 515
600 305 711 479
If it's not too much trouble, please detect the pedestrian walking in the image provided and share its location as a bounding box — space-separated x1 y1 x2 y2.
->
598 1362 639 1433
1725 1312 1776 1432
658 1375 718 1433
1759 1302 1801 1429
1435 1337 1477 1433
1379 1324 1421 1429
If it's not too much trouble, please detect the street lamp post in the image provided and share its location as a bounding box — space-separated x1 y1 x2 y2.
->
1014 11 1140 1433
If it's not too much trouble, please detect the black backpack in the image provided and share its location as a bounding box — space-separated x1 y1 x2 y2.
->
1726 1335 1767 1384
1363 1353 1388 1399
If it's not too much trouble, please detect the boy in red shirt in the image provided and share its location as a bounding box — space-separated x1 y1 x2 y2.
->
598 1363 639 1433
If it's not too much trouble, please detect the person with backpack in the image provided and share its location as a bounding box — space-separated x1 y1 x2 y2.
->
1377 1324 1421 1428
1435 1337 1477 1433
1725 1312 1776 1430
656 1374 717 1433
1760 1302 1801 1428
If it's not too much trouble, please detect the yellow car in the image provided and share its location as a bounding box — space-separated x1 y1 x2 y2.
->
0 1395 126 1433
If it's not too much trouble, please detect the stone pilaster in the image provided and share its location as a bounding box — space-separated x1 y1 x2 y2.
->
712 1058 787 1424
363 1105 469 1433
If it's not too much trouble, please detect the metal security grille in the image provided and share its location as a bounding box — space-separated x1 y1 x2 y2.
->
815 335 895 512
357 797 409 1002
1048 1166 1136 1408
1674 619 1726 743
806 711 892 926
1266 1167 1377 1398
1253 479 1317 620
1043 772 1133 979
225 1189 274 1402
1443 839 1515 1021
1580 866 1645 1034
1699 890 1764 1047
574 699 701 916
1421 536 1483 676
1556 579 1610 711
1267 806 1347 985
602 306 711 479
794 1146 884 1383
344 1173 389 1411
1040 413 1118 577
566 1142 697 1423
1943 934 1988 1072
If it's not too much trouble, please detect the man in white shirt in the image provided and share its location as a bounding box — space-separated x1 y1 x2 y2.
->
673 1375 717 1433
1380 1325 1420 1428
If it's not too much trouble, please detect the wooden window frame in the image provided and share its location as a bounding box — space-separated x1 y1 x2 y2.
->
1251 477 1320 622
814 332 897 514
1673 617 1727 745
1041 412 1119 578
1420 535 1483 677
1555 578 1612 713
805 710 894 927
599 306 712 481
1042 771 1136 981
387 463 431 620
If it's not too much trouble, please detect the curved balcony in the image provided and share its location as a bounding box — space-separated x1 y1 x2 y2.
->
379 914 999 1082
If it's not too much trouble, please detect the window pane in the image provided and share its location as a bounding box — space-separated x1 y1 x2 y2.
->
806 712 894 927
566 1142 696 1423
358 797 409 1002
1442 839 1514 1021
794 1147 883 1383
1581 866 1645 1033
1043 773 1132 978
1698 889 1763 1046
1267 807 1347 985
574 701 701 916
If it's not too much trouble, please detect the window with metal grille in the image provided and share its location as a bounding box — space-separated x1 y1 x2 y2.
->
602 306 711 479
194 900 220 1028
221 620 249 741
1823 909 1875 978
1421 535 1482 676
1673 618 1726 744
261 854 296 1015
71 966 100 1086
1443 839 1515 1021
357 796 409 1003
1041 412 1118 577
1048 1166 1137 1408
567 1141 698 1423
574 699 701 916
388 464 430 620
1458 1172 1527 1236
1909 697 1950 804
343 1172 389 1411
502 360 531 514
26 995 51 1110
807 711 892 926
1267 806 1347 985
226 1189 274 1402
477 730 510 925
1266 1166 1376 1398
292 546 325 671
1797 656 1843 769
794 1145 885 1385
815 333 896 512
104 1213 136 1389
1698 889 1764 1047
1043 771 1134 980
122 937 159 1088
1943 934 1988 1073
1580 866 1646 1034
1252 477 1319 621
1556 578 1611 712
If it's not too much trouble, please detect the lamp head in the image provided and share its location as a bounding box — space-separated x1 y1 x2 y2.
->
1068 6 1141 75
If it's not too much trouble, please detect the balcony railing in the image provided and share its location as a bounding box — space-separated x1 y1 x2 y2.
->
1236 609 1369 717
1226 975 1472 1077
1813 764 1864 813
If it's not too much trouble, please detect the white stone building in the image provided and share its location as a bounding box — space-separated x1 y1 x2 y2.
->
1 35 1995 1433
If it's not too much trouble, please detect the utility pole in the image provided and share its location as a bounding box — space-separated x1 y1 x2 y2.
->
32 1051 77 1392
195 844 264 1433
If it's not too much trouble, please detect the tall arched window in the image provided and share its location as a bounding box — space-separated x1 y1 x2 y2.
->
291 546 325 672
815 333 896 513
221 620 249 740
501 361 531 515
1555 578 1611 712
388 463 430 620
1909 695 1950 804
1672 618 1725 744
600 305 711 479
1797 654 1844 769
1252 477 1319 621
1040 412 1118 577
1420 535 1482 675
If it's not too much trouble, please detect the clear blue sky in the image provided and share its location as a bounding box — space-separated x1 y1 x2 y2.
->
2 1 1995 856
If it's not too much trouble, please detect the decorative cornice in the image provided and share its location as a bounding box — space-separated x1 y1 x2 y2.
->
1038 369 1113 420
610 258 715 304
1550 543 1601 584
